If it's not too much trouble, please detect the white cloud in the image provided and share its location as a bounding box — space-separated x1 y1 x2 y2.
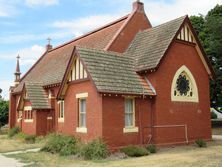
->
0 31 71 44
25 0 59 6
0 1 17 17
143 0 222 25
0 45 45 100
51 14 122 37
18 45 45 65
0 44 45 63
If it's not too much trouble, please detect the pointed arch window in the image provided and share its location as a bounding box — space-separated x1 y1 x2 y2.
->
171 66 199 102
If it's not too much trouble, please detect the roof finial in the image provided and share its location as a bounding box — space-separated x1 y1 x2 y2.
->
46 37 53 51
47 37 51 45
14 54 21 86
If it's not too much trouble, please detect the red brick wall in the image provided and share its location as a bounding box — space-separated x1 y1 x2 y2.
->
147 41 212 145
56 80 103 142
102 96 152 148
36 110 49 135
9 93 16 128
21 110 36 135
108 11 151 53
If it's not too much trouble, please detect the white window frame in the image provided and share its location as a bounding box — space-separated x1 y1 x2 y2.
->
123 97 138 133
58 100 64 122
24 106 33 123
76 93 88 133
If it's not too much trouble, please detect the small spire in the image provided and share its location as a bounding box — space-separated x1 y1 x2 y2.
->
14 54 21 86
46 37 53 51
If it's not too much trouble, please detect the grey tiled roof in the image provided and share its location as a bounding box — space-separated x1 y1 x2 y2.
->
78 47 155 95
25 83 51 109
126 16 186 72
13 16 127 93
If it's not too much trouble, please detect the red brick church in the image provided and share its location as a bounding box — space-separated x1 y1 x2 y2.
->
9 1 214 148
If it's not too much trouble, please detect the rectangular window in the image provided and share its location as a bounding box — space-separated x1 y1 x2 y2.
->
59 100 64 119
125 98 135 127
79 98 86 127
25 110 32 119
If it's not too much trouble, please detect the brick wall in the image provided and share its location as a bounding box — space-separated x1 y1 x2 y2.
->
147 41 212 145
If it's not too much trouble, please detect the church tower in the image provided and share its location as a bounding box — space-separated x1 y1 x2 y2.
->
14 55 21 86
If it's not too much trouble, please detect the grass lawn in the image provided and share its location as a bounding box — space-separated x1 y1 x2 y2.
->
0 134 46 153
8 140 222 167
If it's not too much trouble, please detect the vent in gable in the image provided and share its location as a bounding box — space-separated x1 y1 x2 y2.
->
177 24 195 43
69 57 88 81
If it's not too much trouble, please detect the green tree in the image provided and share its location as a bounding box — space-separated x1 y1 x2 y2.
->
0 89 9 127
190 4 222 110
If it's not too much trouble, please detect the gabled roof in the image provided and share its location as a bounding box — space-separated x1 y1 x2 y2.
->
126 15 187 72
25 83 51 109
77 47 156 96
13 15 129 93
126 15 215 78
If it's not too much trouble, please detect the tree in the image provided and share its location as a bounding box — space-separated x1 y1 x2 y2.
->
190 4 222 110
0 88 9 127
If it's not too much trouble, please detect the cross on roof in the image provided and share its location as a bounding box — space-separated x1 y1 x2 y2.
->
16 54 20 59
47 37 51 45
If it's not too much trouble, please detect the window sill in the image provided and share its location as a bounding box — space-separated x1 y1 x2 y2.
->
47 117 52 120
123 127 138 133
17 118 22 122
76 127 87 133
58 118 64 123
24 119 33 123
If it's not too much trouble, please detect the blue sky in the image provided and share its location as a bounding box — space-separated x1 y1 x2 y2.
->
0 0 221 99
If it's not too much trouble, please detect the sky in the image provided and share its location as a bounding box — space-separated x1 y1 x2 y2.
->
0 0 221 99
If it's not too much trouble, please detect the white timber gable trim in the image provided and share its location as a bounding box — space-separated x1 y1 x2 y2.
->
177 23 212 77
69 57 88 81
177 23 194 43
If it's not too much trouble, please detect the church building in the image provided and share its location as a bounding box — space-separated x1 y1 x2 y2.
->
9 1 214 148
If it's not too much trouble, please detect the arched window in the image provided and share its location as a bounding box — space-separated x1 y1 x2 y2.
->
171 65 199 102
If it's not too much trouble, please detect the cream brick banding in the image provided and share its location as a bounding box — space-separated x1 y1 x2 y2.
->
76 92 88 99
24 106 32 111
76 127 87 133
24 119 33 123
123 127 139 133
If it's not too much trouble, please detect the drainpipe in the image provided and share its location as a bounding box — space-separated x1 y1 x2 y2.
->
150 96 154 144
138 99 143 145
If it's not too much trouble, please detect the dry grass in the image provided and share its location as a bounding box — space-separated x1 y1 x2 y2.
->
9 140 222 167
0 135 45 153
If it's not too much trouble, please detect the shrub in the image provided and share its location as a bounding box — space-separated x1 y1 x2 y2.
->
15 132 27 139
41 134 79 156
0 125 8 135
8 126 20 138
120 145 149 157
146 144 157 153
81 138 109 160
211 111 218 119
24 135 36 144
195 139 207 147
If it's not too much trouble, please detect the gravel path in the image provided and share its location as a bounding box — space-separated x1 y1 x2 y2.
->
212 135 222 140
0 154 25 167
0 148 40 167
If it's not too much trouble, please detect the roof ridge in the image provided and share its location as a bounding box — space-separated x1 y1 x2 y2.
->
49 14 129 52
142 15 187 33
76 46 124 57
